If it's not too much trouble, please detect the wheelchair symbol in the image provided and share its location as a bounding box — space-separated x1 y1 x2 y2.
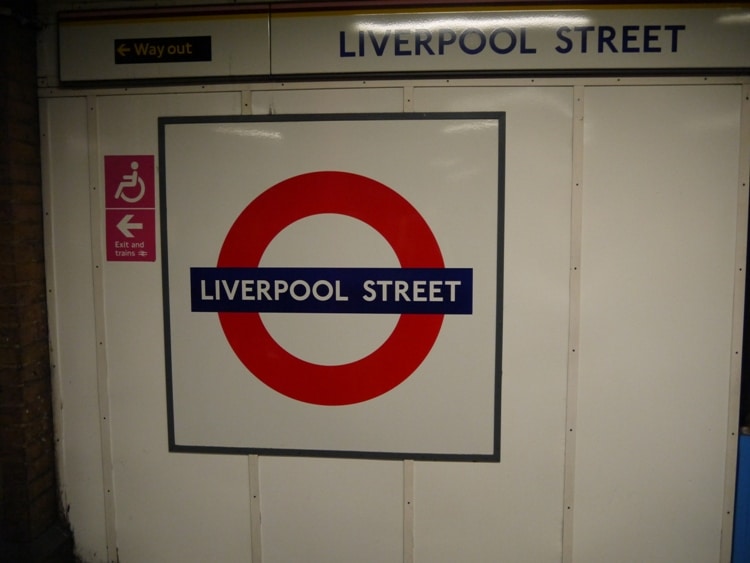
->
114 161 146 204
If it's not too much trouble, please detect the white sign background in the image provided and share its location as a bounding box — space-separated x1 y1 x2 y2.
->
160 114 504 460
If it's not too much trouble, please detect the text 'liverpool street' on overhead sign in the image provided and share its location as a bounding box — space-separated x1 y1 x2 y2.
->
115 36 212 64
270 7 750 74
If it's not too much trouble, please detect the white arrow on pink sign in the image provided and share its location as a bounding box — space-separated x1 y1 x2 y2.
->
117 214 144 238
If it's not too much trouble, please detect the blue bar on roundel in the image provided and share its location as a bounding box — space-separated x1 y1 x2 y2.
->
190 267 473 314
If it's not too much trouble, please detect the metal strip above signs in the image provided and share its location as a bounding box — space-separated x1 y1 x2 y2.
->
58 3 750 83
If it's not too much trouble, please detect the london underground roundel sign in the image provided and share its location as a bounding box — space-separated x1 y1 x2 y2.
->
163 112 502 461
203 170 472 405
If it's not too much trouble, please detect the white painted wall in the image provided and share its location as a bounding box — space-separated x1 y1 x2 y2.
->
40 78 748 563
574 84 742 563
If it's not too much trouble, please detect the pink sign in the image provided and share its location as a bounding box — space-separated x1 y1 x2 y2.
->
104 155 156 262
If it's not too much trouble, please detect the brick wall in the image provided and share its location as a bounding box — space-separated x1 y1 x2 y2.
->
0 1 74 560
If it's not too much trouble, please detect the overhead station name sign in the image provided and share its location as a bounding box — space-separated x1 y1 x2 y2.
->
58 4 750 82
271 6 750 73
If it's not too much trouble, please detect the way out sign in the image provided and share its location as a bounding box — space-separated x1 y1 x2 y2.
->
160 113 504 461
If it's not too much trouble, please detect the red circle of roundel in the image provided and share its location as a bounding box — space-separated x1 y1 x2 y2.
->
217 171 445 406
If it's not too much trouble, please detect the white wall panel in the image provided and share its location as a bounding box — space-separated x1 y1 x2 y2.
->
412 86 574 562
95 92 254 563
575 85 742 563
260 458 403 563
40 79 747 563
42 96 108 562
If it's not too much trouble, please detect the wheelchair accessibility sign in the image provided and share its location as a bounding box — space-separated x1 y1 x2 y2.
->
105 155 156 261
160 113 504 460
